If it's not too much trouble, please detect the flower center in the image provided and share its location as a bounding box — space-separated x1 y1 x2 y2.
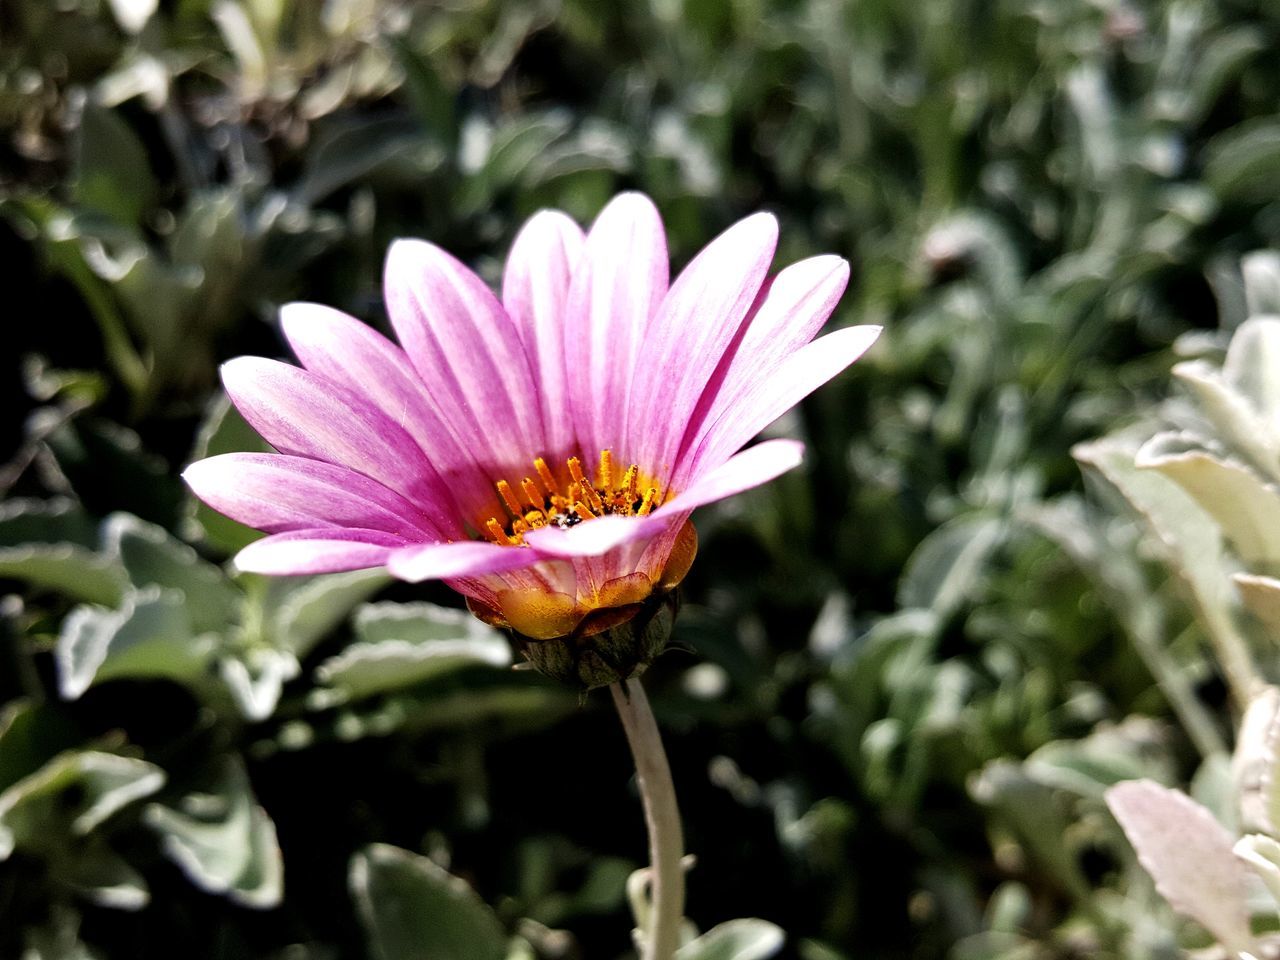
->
483 449 663 546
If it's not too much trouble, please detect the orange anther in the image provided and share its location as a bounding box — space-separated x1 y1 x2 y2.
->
521 477 543 508
598 449 614 490
637 486 659 516
496 479 522 517
524 510 547 528
622 464 638 504
574 502 595 522
485 517 511 544
534 457 559 495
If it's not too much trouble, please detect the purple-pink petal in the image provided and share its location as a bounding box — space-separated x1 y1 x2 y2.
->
627 212 778 478
563 193 669 463
523 513 672 559
676 255 850 487
502 210 586 459
384 239 546 466
183 453 442 538
234 528 412 576
689 325 881 474
279 302 503 523
220 357 463 537
387 540 538 583
662 439 805 516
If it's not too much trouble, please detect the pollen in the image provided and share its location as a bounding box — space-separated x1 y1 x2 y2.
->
482 449 665 546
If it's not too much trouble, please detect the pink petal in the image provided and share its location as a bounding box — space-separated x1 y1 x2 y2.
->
279 303 502 522
523 513 673 559
384 239 546 465
627 212 778 478
502 211 585 458
677 255 850 487
689 325 881 474
183 453 441 538
562 193 668 462
221 357 462 536
234 528 412 575
387 540 537 583
662 439 805 515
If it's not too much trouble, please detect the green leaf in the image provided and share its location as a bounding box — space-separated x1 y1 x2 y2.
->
60 837 151 910
1235 573 1280 644
1205 118 1280 203
217 645 299 722
263 568 388 657
314 601 510 703
1234 833 1280 909
350 843 508 960
1106 780 1254 955
56 587 213 699
1137 432 1280 569
1174 360 1280 484
0 751 165 860
143 755 283 908
0 498 98 549
675 920 785 960
0 500 126 606
22 905 105 959
315 632 510 703
0 543 127 607
43 418 182 530
102 513 241 633
1243 252 1280 318
72 101 157 226
1233 685 1280 835
1074 432 1258 702
1223 317 1280 419
1023 719 1173 800
0 700 81 795
897 515 1005 618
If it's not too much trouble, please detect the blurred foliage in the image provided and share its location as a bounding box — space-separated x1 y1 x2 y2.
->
4 0 1280 957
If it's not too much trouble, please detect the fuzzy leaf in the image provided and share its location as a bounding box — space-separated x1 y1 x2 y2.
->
1234 833 1280 909
351 843 508 960
143 755 283 908
0 751 165 860
1137 432 1280 568
1236 572 1280 643
101 513 240 633
675 920 786 960
1106 779 1255 954
56 586 213 699
264 569 388 658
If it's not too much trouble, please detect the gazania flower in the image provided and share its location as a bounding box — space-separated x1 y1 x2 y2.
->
184 193 879 686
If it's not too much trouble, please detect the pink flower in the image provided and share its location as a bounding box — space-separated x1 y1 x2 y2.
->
184 193 879 646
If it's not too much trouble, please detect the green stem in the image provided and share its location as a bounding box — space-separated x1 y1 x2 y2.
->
611 678 684 960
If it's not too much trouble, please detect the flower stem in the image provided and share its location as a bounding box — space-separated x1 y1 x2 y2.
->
611 677 684 960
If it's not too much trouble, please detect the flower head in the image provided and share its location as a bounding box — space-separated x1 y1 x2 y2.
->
184 193 879 685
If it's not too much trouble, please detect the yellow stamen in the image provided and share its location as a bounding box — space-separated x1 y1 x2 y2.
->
484 451 665 543
637 486 659 516
496 480 522 517
622 464 638 504
598 449 614 490
521 477 543 508
534 457 559 495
